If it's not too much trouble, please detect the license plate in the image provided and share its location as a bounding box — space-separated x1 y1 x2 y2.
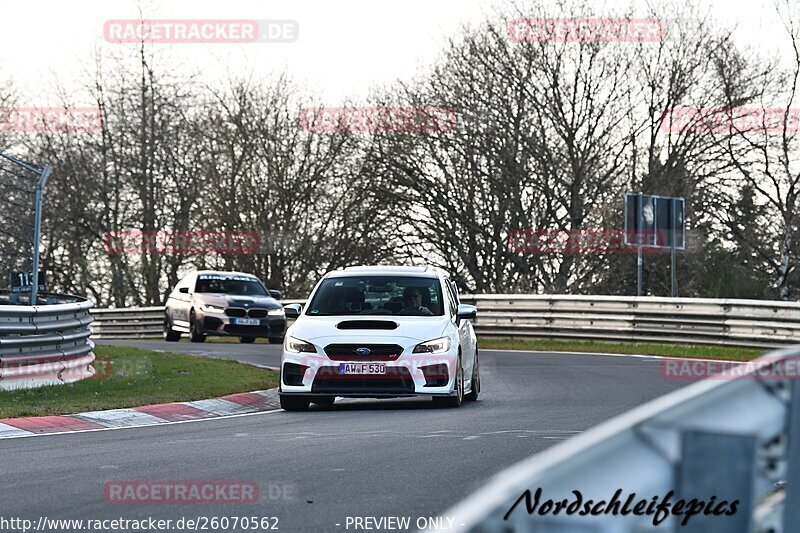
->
233 318 260 326
339 363 386 375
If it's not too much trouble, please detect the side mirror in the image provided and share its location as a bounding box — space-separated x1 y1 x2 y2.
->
178 287 189 294
456 304 477 320
269 289 283 300
284 303 302 319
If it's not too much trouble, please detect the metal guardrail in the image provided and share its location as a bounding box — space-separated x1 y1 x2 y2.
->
91 306 164 339
432 347 800 532
92 295 800 348
0 291 95 390
458 295 800 348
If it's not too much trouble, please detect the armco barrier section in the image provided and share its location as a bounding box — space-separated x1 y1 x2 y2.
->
432 347 800 532
92 295 800 348
0 292 95 390
459 294 800 348
91 306 164 339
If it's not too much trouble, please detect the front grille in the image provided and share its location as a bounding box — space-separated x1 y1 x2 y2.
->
324 344 403 361
225 308 272 318
312 366 415 394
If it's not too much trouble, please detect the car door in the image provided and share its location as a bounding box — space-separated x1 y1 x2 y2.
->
447 278 475 382
170 273 195 327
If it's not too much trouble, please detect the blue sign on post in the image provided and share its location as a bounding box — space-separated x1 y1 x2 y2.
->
624 193 685 296
624 193 684 249
9 271 46 294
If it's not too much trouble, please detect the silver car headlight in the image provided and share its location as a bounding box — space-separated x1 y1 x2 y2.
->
200 304 226 314
412 336 451 354
284 336 316 353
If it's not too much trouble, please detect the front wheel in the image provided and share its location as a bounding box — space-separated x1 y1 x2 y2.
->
433 359 463 408
280 394 310 411
240 336 256 344
189 310 206 343
164 314 181 342
268 337 284 345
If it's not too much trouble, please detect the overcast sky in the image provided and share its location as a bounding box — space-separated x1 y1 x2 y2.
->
0 0 792 106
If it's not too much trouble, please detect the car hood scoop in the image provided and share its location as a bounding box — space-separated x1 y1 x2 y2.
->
336 320 398 330
293 316 450 342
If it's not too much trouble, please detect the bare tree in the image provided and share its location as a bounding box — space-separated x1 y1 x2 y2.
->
708 0 800 299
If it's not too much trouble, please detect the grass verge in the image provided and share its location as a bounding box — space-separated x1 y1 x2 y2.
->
478 337 767 361
0 345 279 419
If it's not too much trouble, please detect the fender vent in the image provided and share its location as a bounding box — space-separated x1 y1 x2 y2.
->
336 320 398 330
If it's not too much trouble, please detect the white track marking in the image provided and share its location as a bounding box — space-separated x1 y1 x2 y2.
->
0 422 34 438
0 409 283 441
74 409 176 428
184 398 257 416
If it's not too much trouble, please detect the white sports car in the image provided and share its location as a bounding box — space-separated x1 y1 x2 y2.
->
279 266 480 411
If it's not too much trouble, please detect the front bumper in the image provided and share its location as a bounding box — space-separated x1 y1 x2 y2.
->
197 310 287 338
280 349 458 397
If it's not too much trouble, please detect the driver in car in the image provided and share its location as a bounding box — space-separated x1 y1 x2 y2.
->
402 287 433 315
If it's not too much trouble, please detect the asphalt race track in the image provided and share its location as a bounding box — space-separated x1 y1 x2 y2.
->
1 341 690 532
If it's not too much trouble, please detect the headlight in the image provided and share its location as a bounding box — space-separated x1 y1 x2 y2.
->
284 336 316 353
268 308 285 316
200 304 225 314
412 336 451 354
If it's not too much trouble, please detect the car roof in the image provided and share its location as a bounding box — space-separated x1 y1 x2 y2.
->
327 265 442 279
193 270 259 279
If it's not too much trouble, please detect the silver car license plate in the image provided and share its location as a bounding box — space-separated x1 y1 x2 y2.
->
233 318 260 326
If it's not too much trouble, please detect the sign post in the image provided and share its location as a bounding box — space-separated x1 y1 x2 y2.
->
637 194 643 296
0 152 52 305
671 200 677 297
30 164 52 305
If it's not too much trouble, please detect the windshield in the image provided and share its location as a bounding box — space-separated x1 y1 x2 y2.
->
306 276 444 316
194 275 268 296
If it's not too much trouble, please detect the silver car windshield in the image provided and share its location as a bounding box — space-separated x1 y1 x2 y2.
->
306 276 444 316
194 276 268 296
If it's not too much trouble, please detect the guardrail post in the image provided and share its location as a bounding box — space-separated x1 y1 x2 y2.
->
782 379 800 529
679 430 756 533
